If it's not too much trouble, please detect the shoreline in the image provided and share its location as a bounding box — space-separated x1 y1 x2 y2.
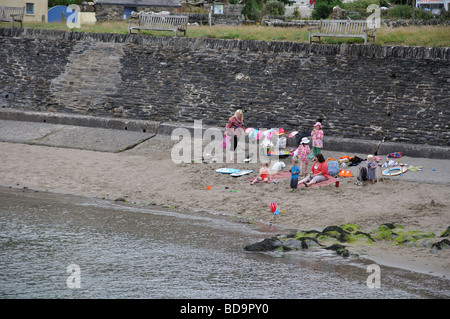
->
2 181 448 280
0 134 449 280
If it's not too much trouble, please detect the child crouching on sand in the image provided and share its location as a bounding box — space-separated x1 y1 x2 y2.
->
251 163 271 185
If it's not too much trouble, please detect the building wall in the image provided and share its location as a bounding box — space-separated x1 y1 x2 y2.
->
0 0 47 23
0 28 449 147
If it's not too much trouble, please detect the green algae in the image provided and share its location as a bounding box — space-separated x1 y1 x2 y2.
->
371 224 436 246
272 223 444 259
340 223 362 233
440 226 450 237
291 224 374 247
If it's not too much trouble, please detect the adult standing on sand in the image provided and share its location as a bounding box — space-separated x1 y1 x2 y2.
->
298 153 329 187
225 109 245 161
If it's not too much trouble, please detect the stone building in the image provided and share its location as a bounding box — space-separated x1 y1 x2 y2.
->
0 0 48 22
93 0 182 21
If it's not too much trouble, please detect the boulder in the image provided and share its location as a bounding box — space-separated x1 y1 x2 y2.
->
244 237 283 252
440 226 450 237
325 244 350 257
431 239 450 253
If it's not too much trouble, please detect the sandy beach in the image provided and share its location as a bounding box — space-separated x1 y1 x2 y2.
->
0 134 449 279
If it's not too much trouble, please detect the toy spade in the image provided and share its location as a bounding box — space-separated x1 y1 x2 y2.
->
270 203 286 215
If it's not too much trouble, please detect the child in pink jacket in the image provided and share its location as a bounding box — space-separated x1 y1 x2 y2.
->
311 122 323 156
295 137 310 176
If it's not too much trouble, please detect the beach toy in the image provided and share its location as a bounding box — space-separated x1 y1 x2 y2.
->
274 208 287 215
256 131 265 140
270 202 277 212
382 166 408 176
270 203 286 215
206 186 211 190
216 168 241 174
249 129 259 139
339 169 353 177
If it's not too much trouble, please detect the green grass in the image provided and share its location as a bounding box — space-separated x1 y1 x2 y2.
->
1 21 449 47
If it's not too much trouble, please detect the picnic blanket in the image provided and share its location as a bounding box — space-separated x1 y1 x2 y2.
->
298 176 337 188
248 171 291 181
248 171 337 188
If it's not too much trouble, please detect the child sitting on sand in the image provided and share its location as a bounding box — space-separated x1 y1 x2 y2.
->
289 158 300 192
251 163 271 185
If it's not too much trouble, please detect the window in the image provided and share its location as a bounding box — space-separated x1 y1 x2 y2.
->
26 3 34 15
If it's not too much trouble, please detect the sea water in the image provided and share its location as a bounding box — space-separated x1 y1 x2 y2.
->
0 186 448 299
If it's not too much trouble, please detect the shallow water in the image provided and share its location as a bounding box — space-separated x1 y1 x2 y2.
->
0 186 448 299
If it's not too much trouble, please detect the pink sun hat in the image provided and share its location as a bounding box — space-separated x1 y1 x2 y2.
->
314 122 322 128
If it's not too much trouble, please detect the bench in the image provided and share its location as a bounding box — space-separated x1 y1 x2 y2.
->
128 13 188 37
0 6 25 29
308 19 377 44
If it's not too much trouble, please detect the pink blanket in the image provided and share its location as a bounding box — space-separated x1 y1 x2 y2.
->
249 171 337 188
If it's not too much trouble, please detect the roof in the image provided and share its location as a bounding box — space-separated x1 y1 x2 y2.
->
94 0 182 7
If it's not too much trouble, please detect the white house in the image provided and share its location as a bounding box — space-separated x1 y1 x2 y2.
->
416 0 449 13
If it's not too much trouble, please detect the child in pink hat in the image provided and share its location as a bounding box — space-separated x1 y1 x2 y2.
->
294 137 310 176
311 121 323 156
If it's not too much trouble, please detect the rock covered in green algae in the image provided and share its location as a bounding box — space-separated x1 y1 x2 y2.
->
431 239 450 253
243 224 372 256
293 224 374 245
244 237 283 252
371 224 436 246
324 244 350 258
440 226 450 237
244 224 450 258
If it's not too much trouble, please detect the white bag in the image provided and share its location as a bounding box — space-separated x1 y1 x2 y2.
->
272 161 286 171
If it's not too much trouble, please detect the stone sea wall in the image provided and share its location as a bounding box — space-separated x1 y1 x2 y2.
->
0 28 449 147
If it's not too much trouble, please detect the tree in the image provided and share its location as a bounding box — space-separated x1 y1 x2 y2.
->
265 0 286 15
242 0 293 20
311 0 343 20
48 0 83 7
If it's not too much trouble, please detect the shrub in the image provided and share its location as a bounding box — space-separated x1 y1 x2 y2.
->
387 5 411 19
414 8 434 20
243 0 264 20
311 0 343 20
48 0 83 7
265 0 286 16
